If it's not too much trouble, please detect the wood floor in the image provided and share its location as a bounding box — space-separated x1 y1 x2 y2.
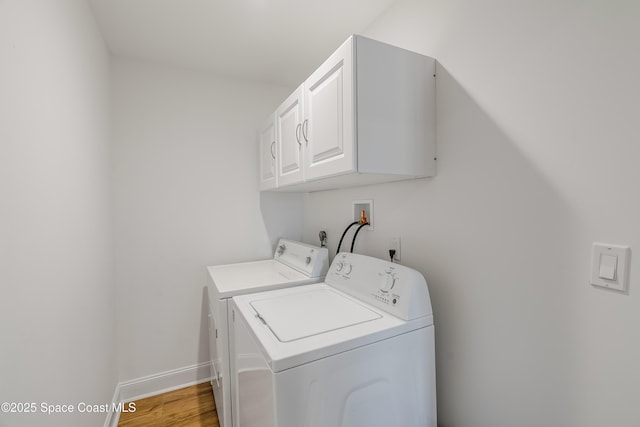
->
118 382 219 427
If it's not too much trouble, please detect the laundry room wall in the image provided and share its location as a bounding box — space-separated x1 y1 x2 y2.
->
111 58 300 384
0 1 117 426
302 1 640 426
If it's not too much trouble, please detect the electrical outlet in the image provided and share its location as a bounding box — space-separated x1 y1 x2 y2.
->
391 236 401 262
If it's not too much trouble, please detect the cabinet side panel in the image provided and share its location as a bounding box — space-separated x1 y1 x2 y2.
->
259 115 277 190
355 36 436 177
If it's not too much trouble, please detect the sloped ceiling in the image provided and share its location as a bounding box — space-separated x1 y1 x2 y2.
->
89 0 397 87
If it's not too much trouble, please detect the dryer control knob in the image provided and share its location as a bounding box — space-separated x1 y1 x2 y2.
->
305 256 312 265
336 261 344 272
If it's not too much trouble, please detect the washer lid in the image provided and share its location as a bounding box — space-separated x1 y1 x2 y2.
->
250 288 381 342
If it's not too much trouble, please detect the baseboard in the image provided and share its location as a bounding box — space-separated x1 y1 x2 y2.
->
103 383 122 427
103 362 212 427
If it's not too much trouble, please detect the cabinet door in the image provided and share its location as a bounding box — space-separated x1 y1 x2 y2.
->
258 114 277 190
276 85 304 186
303 37 354 181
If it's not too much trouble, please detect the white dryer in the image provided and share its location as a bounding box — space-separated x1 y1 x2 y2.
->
229 252 437 427
207 239 329 427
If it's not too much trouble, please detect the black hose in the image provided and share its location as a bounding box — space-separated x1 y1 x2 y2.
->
336 221 359 254
350 222 370 253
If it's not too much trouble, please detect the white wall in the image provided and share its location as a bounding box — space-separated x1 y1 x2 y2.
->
4 1 637 425
111 58 299 382
0 1 116 426
303 1 640 426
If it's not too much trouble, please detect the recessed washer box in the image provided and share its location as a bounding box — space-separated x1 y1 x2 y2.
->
352 199 373 230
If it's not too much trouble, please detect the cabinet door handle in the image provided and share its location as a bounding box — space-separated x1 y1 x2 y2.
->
296 123 302 146
270 141 275 159
302 119 309 143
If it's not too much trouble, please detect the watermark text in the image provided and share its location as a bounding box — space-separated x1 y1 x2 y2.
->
1 401 136 415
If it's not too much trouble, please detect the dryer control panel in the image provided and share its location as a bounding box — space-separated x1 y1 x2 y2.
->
327 252 432 321
274 239 329 279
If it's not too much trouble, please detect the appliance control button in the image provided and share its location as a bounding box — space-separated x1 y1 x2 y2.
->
336 261 344 272
344 263 353 275
305 256 312 265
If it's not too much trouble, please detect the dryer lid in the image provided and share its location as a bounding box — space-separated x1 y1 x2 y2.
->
209 260 313 299
250 288 381 343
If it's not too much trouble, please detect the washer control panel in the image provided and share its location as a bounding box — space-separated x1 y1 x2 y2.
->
327 252 432 320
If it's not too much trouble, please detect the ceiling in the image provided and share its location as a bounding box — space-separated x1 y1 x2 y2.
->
88 0 398 88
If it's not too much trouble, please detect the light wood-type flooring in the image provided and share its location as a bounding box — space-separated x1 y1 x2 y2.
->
118 382 219 427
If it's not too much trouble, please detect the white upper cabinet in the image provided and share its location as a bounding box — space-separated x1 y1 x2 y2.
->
276 85 304 186
261 35 436 192
258 114 277 190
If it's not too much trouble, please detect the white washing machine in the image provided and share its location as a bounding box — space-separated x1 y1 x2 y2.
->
207 239 329 427
229 252 437 427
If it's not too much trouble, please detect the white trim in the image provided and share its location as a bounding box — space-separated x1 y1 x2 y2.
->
118 362 212 402
103 383 122 427
103 362 211 427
